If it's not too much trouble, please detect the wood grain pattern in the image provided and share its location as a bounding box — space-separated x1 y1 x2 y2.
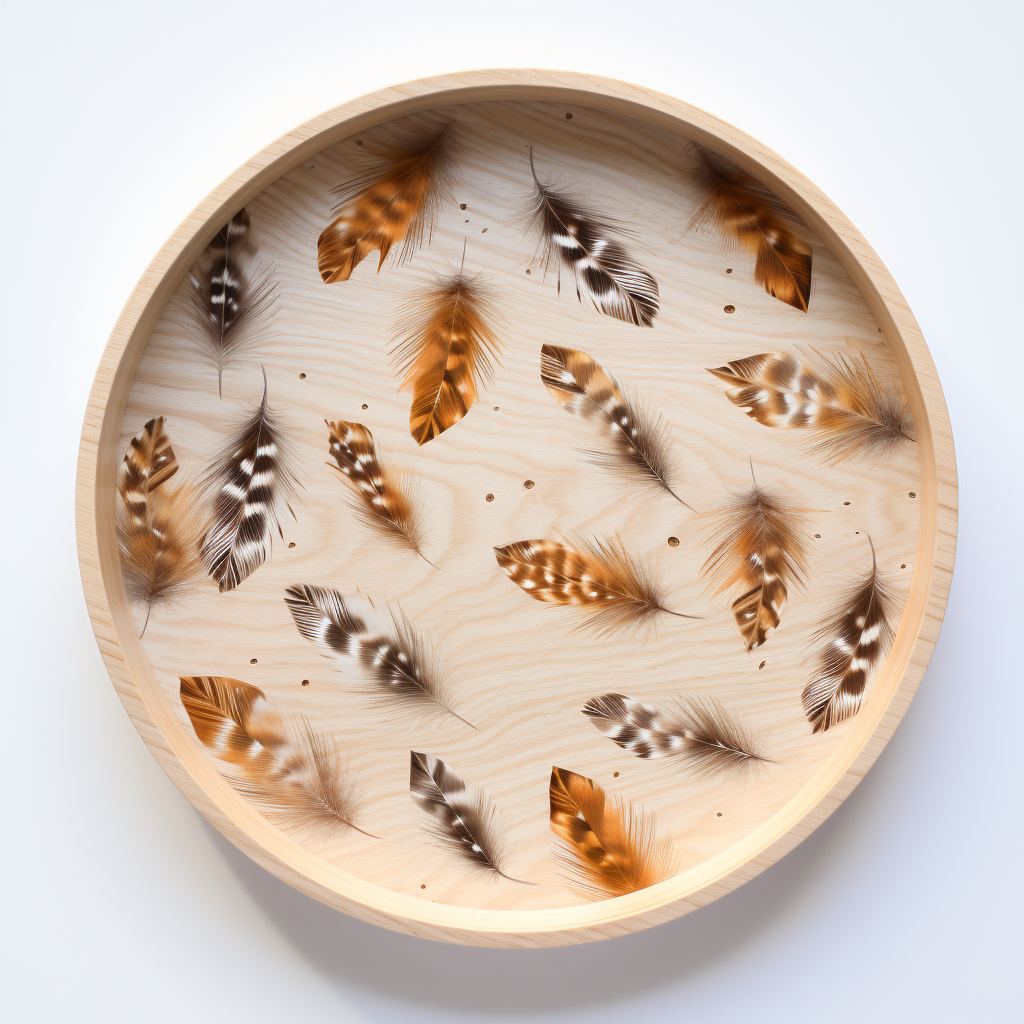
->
75 71 957 947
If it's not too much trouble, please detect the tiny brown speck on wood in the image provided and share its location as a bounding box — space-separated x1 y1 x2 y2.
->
759 661 766 669
288 542 296 548
909 492 916 498
524 480 535 489
901 563 907 568
485 494 494 502
361 403 368 410
667 537 679 547
421 884 426 889
724 305 736 314
301 679 309 686
717 812 723 817
460 203 467 210
299 373 306 379
250 658 257 665
566 112 573 119
613 771 619 777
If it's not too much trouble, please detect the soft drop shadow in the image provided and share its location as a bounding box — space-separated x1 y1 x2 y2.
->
201 754 893 1016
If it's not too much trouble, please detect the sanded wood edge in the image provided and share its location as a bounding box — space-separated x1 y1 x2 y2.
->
75 69 958 946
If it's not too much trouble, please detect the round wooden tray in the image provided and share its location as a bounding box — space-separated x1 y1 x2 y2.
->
76 70 957 947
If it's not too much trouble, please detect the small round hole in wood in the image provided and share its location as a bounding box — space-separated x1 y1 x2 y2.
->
485 493 494 502
298 373 306 379
250 658 257 665
667 536 680 547
460 203 467 210
361 403 368 410
909 492 916 498
565 112 572 119
724 304 735 313
524 480 535 489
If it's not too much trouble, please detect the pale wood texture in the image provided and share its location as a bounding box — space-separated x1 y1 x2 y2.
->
76 71 957 946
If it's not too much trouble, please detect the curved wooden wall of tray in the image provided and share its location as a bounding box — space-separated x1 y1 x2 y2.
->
76 69 958 947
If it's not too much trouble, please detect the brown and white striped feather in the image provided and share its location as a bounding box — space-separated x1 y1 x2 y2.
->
540 344 687 506
326 419 424 555
802 546 895 732
708 351 914 464
583 693 768 779
701 482 810 650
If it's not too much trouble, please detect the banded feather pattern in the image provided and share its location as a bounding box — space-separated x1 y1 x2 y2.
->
494 535 693 638
689 147 812 311
201 373 297 592
701 475 810 650
527 150 659 327
802 543 895 733
541 344 687 505
318 127 453 283
187 209 276 396
284 584 473 727
409 752 529 883
583 694 768 779
391 272 500 445
179 676 369 837
326 419 425 555
708 350 914 464
116 417 206 634
549 767 677 899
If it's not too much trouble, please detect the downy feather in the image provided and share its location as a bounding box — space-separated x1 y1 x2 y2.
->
391 269 501 445
284 584 474 727
583 693 768 779
541 344 688 506
688 146 813 311
549 767 677 899
802 541 895 732
201 371 297 592
494 534 695 638
318 126 454 283
409 751 531 883
708 350 915 464
527 150 659 327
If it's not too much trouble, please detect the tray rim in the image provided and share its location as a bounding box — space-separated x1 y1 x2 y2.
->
75 68 958 947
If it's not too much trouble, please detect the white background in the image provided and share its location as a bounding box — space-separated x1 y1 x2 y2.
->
2 2 1021 1020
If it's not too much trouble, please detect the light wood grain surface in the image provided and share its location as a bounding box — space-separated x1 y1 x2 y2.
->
76 70 957 946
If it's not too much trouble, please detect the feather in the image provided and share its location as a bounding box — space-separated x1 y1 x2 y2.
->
701 468 810 650
689 147 812 311
409 751 531 883
326 419 427 557
802 540 896 733
541 344 689 506
201 370 297 592
708 350 915 464
583 693 768 779
390 270 501 445
527 150 659 327
494 534 695 638
179 676 370 838
284 584 474 727
549 767 677 899
116 417 206 635
187 208 276 397
318 126 454 283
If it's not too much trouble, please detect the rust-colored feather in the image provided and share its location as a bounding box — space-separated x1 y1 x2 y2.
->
802 541 896 733
494 534 695 638
701 475 810 650
549 767 677 899
116 418 206 635
326 419 426 556
179 676 370 838
317 127 453 283
689 147 812 311
708 350 915 464
391 272 501 445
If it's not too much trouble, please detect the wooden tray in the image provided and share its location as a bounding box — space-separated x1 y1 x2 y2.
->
76 70 957 947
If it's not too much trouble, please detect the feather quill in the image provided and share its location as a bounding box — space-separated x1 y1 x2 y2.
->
549 767 677 899
583 694 768 779
187 209 276 397
527 150 659 327
326 419 427 556
409 751 531 883
802 541 895 733
541 344 688 506
689 147 812 311
201 371 297 592
179 676 370 837
708 350 915 464
116 417 207 635
284 584 474 727
494 534 695 638
701 470 810 650
391 270 501 445
318 126 454 283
